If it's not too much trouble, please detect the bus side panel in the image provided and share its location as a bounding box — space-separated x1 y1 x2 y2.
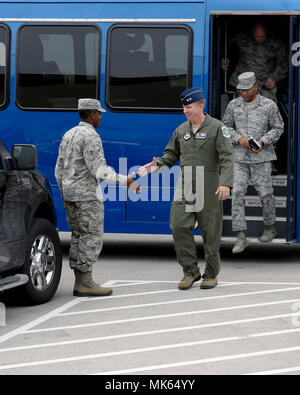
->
0 1 206 234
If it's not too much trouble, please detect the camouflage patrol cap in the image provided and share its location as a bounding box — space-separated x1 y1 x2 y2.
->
237 72 256 90
78 98 106 112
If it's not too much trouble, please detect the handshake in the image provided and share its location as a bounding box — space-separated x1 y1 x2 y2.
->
126 175 141 194
125 157 159 194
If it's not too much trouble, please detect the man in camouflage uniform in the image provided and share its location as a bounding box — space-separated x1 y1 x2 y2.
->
55 98 139 297
138 88 233 290
223 72 284 253
221 21 288 102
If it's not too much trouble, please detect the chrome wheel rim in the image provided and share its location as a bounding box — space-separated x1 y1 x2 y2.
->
29 234 56 291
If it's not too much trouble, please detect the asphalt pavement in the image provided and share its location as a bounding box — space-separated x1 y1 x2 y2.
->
0 233 300 376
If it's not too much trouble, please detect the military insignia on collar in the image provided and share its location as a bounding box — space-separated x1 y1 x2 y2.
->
195 132 207 139
184 132 191 140
222 126 231 139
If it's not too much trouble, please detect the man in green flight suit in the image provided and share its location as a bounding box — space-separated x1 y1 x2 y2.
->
138 88 234 290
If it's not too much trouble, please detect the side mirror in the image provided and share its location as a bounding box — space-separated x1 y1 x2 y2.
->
12 144 38 170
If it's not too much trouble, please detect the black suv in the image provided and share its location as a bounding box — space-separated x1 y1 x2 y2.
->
0 140 62 305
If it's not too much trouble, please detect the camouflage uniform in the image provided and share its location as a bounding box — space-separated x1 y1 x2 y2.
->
55 121 127 272
222 93 284 232
229 32 288 101
65 200 104 273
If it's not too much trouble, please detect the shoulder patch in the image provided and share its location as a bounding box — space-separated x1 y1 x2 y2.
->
221 126 231 139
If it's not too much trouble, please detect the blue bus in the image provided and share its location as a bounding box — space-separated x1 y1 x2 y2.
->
0 0 299 242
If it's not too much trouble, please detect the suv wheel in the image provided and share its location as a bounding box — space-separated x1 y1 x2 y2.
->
20 218 62 305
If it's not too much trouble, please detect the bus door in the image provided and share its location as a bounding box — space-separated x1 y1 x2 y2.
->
209 12 299 242
287 15 299 242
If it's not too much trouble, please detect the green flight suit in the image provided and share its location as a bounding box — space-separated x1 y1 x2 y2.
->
156 113 234 279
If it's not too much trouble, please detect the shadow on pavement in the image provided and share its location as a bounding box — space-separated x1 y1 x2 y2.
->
60 233 300 264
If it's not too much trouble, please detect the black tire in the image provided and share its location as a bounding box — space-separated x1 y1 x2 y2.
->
19 218 62 305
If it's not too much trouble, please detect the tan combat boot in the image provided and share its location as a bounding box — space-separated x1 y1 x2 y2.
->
259 225 277 242
73 270 113 297
178 271 201 290
232 231 249 254
200 277 218 289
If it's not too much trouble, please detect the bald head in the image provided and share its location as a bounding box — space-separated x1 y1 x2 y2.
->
252 22 267 44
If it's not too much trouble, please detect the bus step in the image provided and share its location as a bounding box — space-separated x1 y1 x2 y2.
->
222 217 286 239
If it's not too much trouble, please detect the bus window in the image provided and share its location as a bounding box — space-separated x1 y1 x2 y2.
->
107 25 193 111
16 25 101 110
0 26 9 109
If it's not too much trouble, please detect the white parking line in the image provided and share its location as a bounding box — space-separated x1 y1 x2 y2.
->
58 287 300 316
77 283 241 304
1 327 300 372
0 298 85 345
1 323 300 354
102 280 170 287
93 345 300 375
1 280 300 375
105 280 300 287
103 281 243 288
82 288 179 301
2 282 297 344
78 282 300 303
245 366 300 375
23 299 300 334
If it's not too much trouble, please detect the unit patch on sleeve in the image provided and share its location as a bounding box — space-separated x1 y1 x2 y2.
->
221 126 231 139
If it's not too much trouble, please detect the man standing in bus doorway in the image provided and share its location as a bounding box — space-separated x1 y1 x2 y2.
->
221 21 288 103
223 72 284 254
138 88 233 290
55 98 140 297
